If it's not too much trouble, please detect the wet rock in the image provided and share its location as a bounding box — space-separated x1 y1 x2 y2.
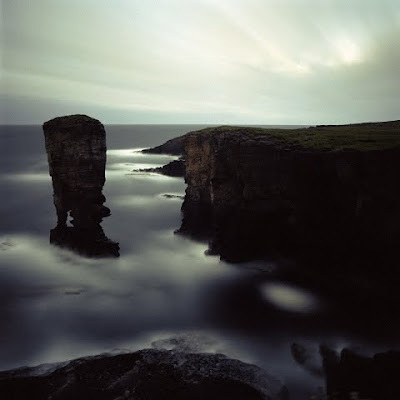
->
320 346 400 400
162 194 185 200
43 115 119 257
156 158 185 177
0 349 288 400
49 224 119 257
151 332 217 353
290 343 323 377
135 158 185 177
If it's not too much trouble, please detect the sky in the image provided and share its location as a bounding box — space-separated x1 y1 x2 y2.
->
1 0 400 124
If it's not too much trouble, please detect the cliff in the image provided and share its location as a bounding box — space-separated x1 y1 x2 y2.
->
173 122 400 268
43 115 119 257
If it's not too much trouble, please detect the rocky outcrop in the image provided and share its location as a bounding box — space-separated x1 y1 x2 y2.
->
142 134 186 155
0 349 288 400
176 123 400 267
320 346 400 400
290 343 323 377
135 158 185 177
43 115 119 257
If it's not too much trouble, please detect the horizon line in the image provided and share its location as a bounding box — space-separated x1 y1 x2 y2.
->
1 119 398 127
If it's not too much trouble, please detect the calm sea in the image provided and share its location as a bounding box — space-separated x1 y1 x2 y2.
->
0 124 396 399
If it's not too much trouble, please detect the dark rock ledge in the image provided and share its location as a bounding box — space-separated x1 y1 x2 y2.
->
134 158 185 178
0 350 288 400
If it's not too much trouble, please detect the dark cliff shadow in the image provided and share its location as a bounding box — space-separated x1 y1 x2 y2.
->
44 115 119 257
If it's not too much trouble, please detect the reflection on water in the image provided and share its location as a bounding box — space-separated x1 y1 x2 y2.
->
0 125 399 399
260 283 319 313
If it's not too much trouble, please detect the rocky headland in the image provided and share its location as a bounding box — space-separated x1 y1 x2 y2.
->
145 121 400 272
43 115 119 257
142 133 187 155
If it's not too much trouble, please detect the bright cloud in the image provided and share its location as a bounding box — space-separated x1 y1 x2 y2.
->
1 0 399 124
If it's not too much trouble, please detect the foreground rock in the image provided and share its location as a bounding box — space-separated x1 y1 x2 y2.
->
0 350 288 400
43 115 119 257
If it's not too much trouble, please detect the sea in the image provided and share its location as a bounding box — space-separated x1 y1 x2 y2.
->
0 124 397 399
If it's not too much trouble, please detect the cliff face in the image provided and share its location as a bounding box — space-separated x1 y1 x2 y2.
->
43 115 119 257
178 123 400 266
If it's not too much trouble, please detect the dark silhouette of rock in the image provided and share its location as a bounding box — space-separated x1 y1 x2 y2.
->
290 343 323 377
0 349 288 400
43 115 119 257
173 123 400 272
135 158 185 177
142 134 186 155
162 193 185 200
320 346 400 400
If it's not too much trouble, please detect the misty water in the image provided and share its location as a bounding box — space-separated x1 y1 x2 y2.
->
0 125 398 399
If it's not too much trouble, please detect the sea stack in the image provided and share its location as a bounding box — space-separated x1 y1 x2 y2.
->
43 114 119 257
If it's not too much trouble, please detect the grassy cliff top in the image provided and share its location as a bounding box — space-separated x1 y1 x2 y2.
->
199 120 400 152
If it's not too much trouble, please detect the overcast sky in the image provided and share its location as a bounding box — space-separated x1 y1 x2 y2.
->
1 0 400 124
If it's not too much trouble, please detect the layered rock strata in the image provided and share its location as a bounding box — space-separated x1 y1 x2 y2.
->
43 115 119 257
174 123 400 267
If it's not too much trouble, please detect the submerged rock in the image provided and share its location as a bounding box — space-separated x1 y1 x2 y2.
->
0 349 288 400
320 346 400 400
43 115 119 257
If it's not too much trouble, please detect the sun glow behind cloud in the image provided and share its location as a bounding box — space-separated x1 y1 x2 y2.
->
2 0 400 123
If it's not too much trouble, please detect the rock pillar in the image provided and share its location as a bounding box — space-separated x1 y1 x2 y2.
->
43 114 119 257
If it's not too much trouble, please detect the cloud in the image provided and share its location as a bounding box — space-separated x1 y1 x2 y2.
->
2 0 399 123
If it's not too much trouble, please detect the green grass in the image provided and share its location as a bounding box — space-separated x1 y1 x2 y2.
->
197 121 400 152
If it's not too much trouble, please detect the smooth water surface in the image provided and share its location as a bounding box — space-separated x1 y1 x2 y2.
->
1 125 398 398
